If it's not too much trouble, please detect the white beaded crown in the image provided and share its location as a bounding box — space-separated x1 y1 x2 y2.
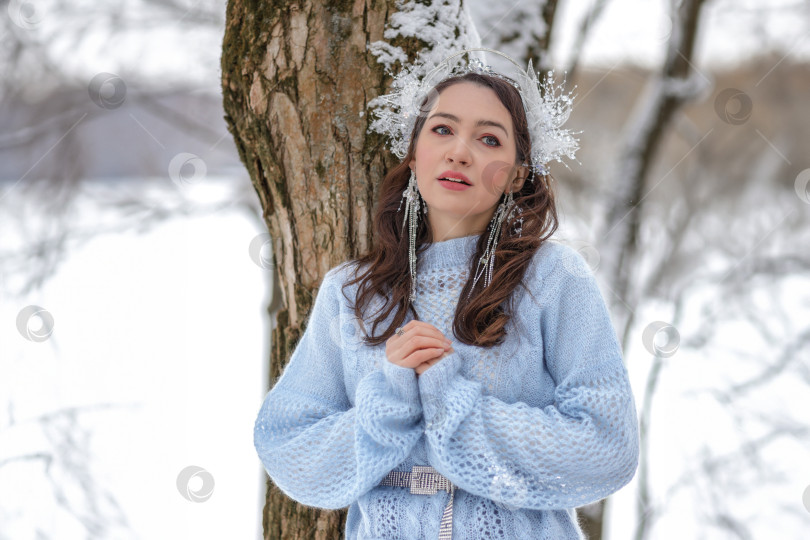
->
367 47 580 178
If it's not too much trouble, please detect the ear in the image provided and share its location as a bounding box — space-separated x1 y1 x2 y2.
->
510 163 529 193
409 157 415 170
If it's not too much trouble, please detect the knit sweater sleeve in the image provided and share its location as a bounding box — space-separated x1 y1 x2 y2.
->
417 246 640 510
253 266 424 509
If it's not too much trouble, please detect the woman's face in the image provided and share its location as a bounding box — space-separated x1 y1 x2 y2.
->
409 81 527 242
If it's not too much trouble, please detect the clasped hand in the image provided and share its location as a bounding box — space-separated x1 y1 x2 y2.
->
385 320 453 377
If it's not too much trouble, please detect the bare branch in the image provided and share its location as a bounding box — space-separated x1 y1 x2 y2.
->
565 0 611 85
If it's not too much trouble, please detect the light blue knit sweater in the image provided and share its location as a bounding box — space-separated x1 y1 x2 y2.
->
254 234 639 539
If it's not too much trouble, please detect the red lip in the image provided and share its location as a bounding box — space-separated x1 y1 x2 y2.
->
437 170 471 185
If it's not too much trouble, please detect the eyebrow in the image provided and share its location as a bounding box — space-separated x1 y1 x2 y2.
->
427 112 509 139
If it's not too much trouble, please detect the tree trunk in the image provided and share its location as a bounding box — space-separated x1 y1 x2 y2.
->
532 0 558 72
578 499 606 540
220 0 405 538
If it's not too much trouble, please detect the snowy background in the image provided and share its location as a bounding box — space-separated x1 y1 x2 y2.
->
2 0 809 539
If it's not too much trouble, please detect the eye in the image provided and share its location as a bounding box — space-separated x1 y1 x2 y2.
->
482 135 501 147
431 125 451 135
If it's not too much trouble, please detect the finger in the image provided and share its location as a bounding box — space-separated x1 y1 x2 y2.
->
409 348 445 364
396 339 450 369
391 326 449 355
398 348 442 370
415 356 440 376
408 335 452 351
415 358 436 376
401 321 452 345
390 323 451 368
403 320 445 338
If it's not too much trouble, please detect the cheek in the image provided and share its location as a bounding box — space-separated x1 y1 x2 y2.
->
414 147 442 178
480 159 515 190
415 140 438 162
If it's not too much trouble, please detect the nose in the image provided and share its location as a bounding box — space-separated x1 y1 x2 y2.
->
445 138 471 166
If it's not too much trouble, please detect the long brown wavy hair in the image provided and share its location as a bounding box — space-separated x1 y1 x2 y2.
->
342 72 559 348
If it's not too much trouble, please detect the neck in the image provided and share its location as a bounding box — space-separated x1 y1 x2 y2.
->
428 214 493 243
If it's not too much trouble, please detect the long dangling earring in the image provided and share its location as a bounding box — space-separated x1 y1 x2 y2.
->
397 169 424 303
467 183 522 300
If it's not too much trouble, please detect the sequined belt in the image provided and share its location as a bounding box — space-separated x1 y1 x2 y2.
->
379 465 456 539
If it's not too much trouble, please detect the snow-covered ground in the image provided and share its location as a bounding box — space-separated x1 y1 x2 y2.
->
1 178 268 539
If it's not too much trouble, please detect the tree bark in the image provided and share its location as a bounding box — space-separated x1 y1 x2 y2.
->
221 0 405 538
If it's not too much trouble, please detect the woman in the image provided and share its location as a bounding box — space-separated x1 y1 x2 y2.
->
254 49 640 539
